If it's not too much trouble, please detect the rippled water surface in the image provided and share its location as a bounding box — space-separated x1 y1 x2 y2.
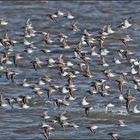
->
0 1 140 140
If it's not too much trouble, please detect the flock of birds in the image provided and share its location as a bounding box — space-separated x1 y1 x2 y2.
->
0 8 140 140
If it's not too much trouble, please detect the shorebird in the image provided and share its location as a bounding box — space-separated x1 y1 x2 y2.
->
59 86 69 94
83 65 92 77
116 74 127 93
24 28 36 38
25 18 33 30
0 93 8 107
58 65 69 77
13 53 23 66
95 79 106 86
116 120 127 127
87 124 98 133
0 51 8 64
105 103 115 112
99 82 110 97
32 86 43 97
131 65 138 75
90 46 100 57
98 35 104 49
24 19 36 38
31 57 44 71
41 111 51 119
133 76 140 92
57 54 65 65
69 122 79 130
44 33 54 44
108 132 119 140
38 75 52 86
73 41 83 56
59 32 68 43
66 60 74 67
120 35 132 47
120 49 133 58
81 96 90 106
65 94 76 101
4 97 15 109
55 10 65 16
24 43 37 54
83 29 92 37
5 69 19 82
59 121 71 130
0 37 16 47
46 13 58 23
133 105 140 114
69 22 80 32
41 124 54 139
65 11 75 19
113 57 121 64
60 38 70 49
100 56 109 67
124 88 135 113
0 93 3 106
0 18 8 25
102 24 115 35
104 69 115 80
24 38 33 46
40 48 51 54
16 94 30 109
20 78 32 87
47 57 56 67
45 86 56 99
87 82 98 95
119 18 132 29
118 94 125 101
57 112 68 122
42 126 49 140
54 96 69 107
100 48 110 56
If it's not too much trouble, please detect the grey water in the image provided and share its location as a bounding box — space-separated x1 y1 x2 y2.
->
0 1 140 139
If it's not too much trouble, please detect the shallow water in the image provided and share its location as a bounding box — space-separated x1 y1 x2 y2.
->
0 1 140 140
